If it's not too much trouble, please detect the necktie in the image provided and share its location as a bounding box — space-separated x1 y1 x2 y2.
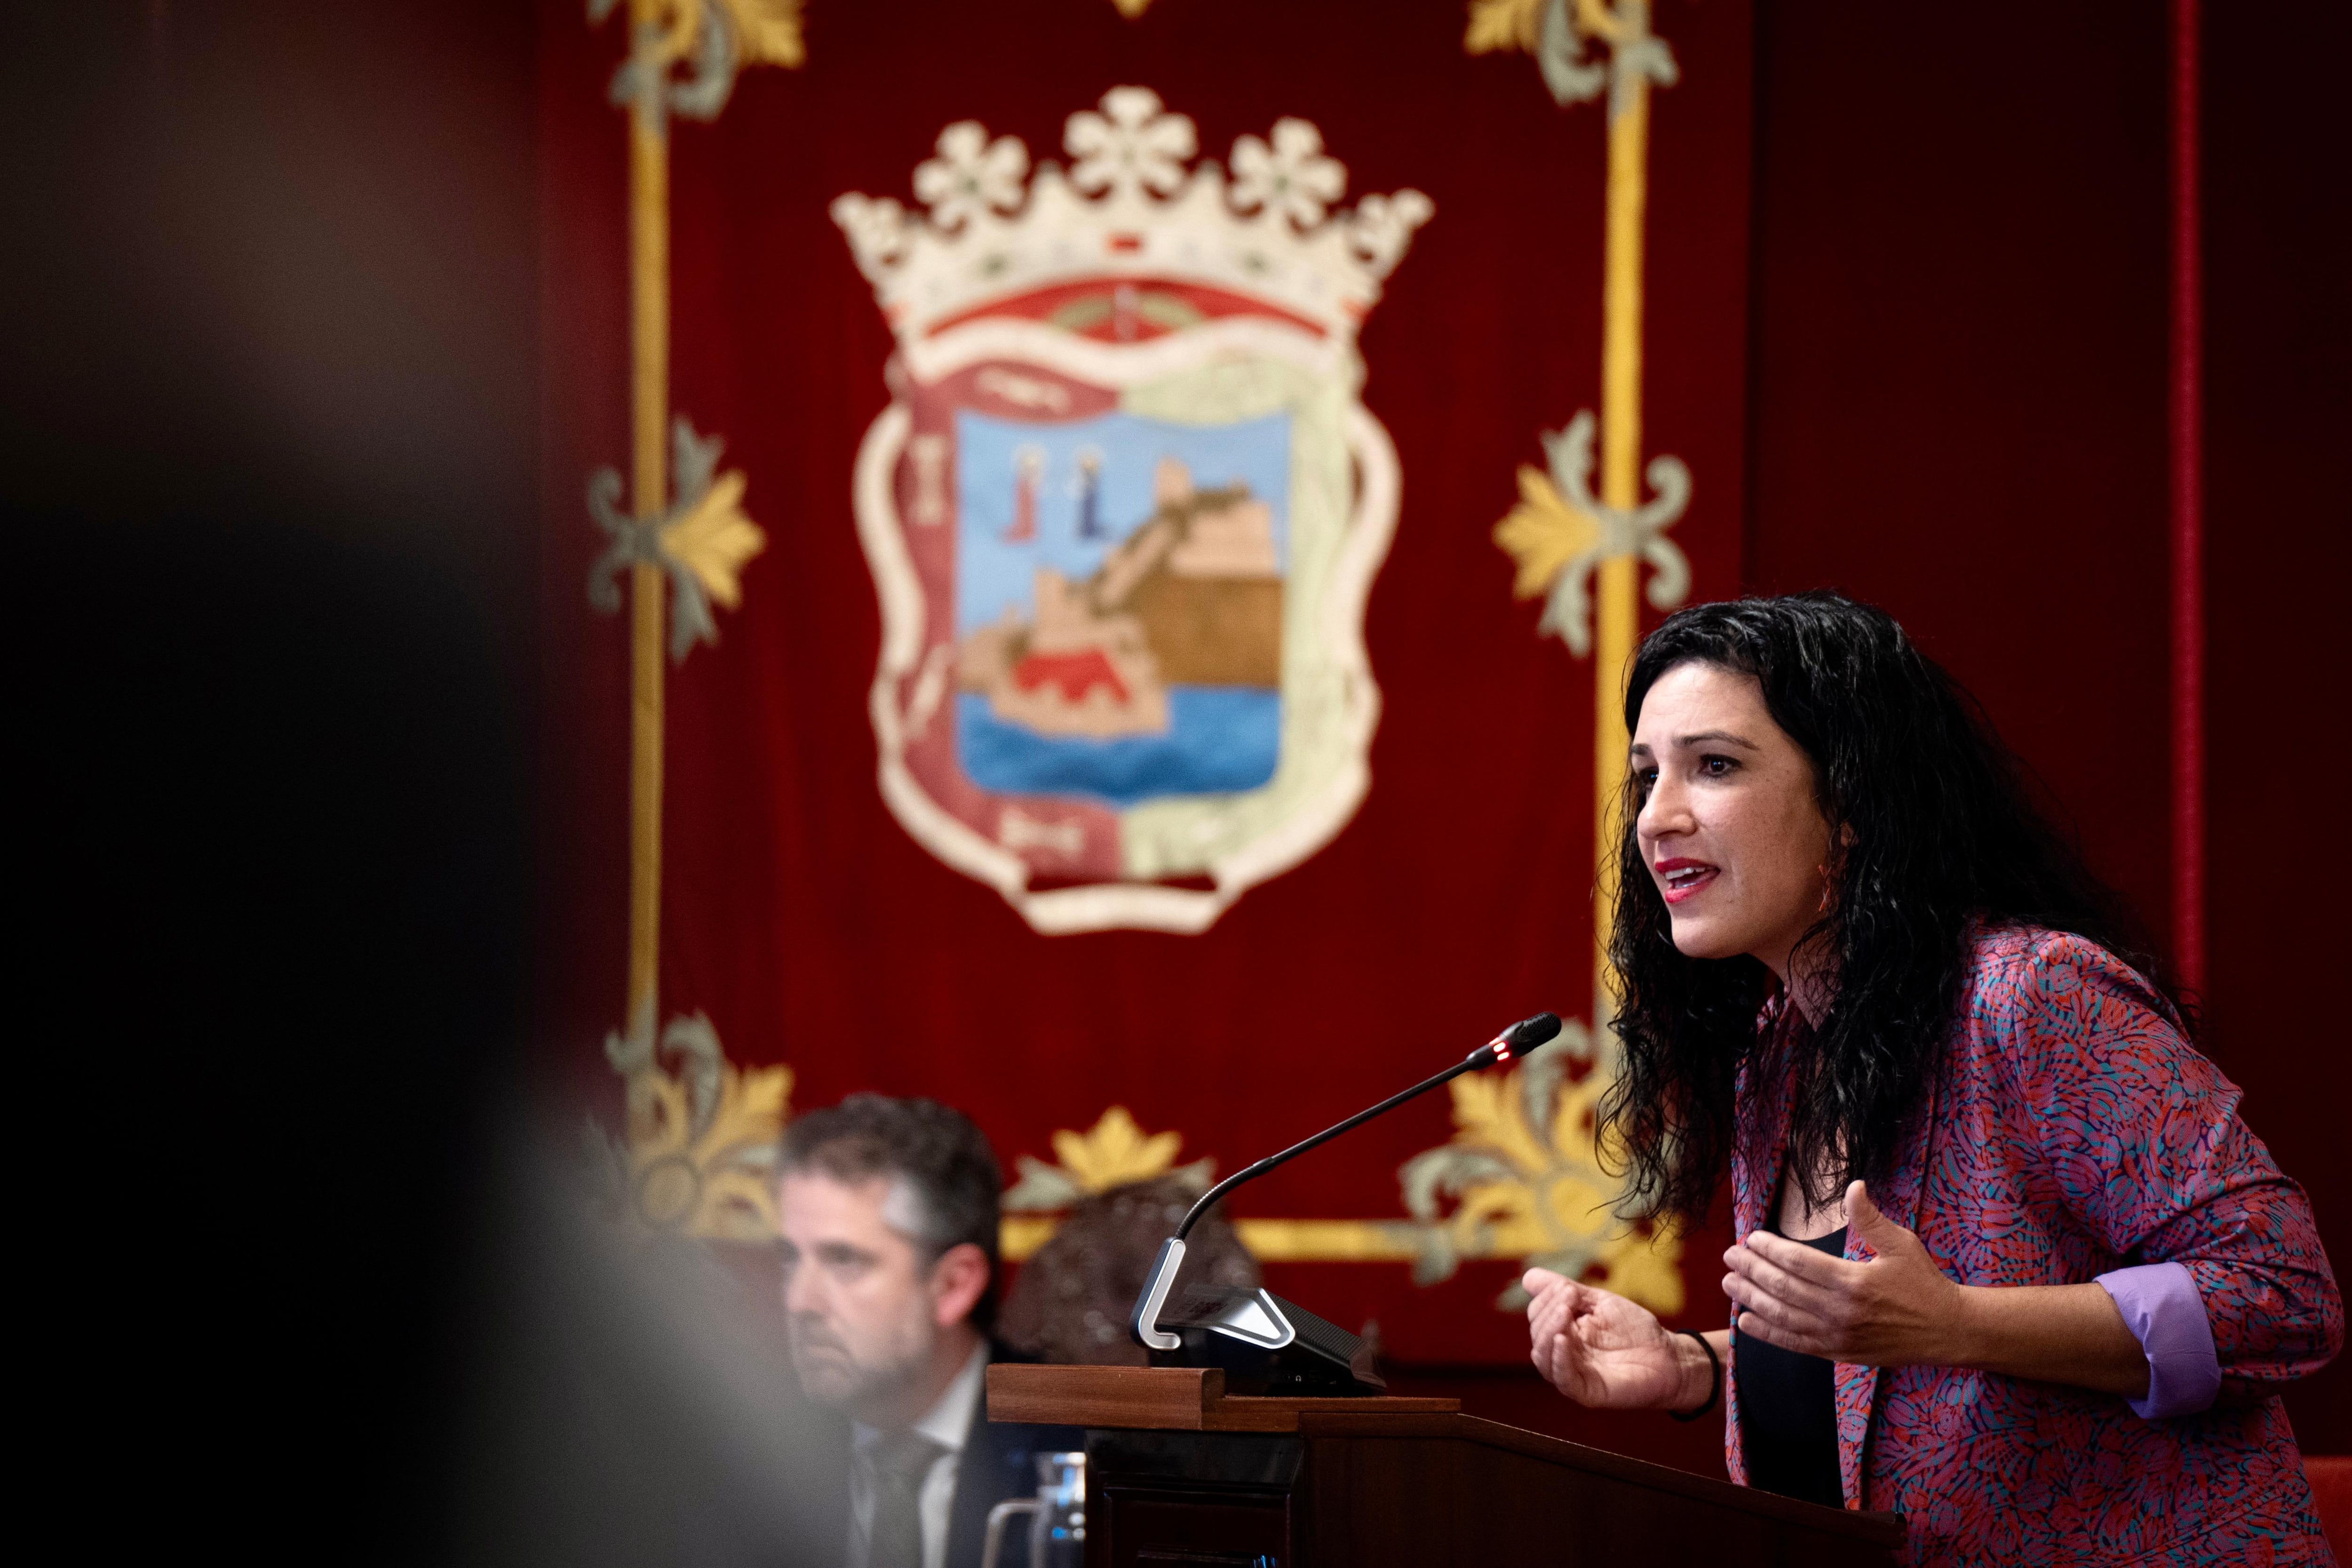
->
867 1429 946 1568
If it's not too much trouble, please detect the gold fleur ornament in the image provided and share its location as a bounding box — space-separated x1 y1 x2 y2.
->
594 0 804 121
1465 0 1677 113
1399 1017 1684 1312
1495 462 1603 607
1003 1106 1216 1213
1001 1107 1216 1260
710 0 805 68
595 1011 794 1242
588 418 768 661
1493 411 1688 657
1464 0 1548 56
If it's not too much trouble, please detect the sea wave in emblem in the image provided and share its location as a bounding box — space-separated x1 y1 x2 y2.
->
954 688 1282 808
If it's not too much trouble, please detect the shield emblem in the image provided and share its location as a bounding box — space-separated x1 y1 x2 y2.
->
837 89 1431 932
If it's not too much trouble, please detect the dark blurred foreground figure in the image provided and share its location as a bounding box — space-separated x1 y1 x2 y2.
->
777 1096 1080 1568
453 1119 842 1568
1522 594 2341 1565
1000 1175 1259 1368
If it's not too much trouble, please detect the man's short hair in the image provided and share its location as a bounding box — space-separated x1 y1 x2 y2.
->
779 1093 1003 1329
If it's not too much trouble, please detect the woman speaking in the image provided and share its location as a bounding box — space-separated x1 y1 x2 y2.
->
1524 595 2341 1565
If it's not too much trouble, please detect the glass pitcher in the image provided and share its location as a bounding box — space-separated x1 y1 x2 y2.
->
980 1450 1085 1568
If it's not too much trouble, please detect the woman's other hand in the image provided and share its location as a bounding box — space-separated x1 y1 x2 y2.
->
1725 1180 2155 1395
1524 1267 1712 1410
1724 1180 1963 1366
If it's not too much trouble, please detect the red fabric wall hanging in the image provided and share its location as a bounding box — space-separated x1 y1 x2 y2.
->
539 0 1753 1374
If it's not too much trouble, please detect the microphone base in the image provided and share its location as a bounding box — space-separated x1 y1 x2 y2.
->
1146 1285 1386 1398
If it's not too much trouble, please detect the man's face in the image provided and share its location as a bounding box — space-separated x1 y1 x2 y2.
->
777 1171 942 1416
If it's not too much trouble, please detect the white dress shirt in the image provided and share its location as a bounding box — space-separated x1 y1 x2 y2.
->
848 1342 989 1568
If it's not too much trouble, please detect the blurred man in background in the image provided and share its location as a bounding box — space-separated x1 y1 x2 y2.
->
778 1095 1079 1568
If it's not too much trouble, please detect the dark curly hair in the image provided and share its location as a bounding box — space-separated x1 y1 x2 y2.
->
1598 593 2182 1225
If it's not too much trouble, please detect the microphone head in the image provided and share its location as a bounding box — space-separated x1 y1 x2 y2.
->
1493 1011 1561 1062
1508 1011 1563 1050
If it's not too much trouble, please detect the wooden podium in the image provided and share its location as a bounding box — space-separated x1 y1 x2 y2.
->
989 1364 1901 1568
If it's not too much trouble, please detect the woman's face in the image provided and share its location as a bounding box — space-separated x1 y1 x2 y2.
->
1631 661 1834 981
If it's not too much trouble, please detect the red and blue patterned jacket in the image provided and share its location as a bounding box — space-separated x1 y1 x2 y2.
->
1724 926 2342 1565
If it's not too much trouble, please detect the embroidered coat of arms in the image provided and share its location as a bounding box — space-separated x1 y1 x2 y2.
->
835 88 1431 933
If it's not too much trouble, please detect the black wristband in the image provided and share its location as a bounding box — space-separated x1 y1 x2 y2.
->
1667 1329 1721 1422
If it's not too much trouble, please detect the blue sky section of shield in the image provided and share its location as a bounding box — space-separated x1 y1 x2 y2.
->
953 407 1290 810
953 409 1291 634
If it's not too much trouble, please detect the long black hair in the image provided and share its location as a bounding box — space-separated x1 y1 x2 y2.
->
1598 593 2181 1224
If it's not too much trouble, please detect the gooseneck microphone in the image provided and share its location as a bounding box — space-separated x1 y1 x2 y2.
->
1130 1011 1562 1354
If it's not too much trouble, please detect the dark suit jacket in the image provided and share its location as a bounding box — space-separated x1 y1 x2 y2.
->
806 1343 1083 1568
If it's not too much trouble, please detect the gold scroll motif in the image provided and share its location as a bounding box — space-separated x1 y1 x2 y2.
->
1398 1018 1682 1312
596 1012 793 1242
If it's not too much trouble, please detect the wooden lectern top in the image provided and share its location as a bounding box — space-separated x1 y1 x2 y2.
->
987 1362 1459 1433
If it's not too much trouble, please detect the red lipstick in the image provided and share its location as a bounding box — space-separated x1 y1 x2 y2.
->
1653 856 1719 905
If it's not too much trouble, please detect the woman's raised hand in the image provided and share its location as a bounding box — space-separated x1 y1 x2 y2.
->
1721 1181 2154 1397
1722 1180 1962 1367
1523 1267 1697 1409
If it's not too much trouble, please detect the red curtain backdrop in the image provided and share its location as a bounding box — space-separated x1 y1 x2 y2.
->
539 0 1754 1375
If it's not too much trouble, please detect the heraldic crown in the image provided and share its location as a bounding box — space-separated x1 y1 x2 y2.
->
832 87 1434 345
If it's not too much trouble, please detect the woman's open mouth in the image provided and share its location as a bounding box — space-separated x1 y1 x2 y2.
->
1654 858 1719 905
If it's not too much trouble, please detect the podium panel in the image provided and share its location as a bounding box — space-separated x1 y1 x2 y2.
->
989 1365 1903 1568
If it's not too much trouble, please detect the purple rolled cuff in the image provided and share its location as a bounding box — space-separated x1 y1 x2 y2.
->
2096 1261 2221 1419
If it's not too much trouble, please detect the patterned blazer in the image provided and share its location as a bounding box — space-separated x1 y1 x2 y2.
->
1724 926 2342 1565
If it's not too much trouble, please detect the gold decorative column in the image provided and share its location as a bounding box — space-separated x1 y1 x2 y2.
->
582 0 800 1239
1479 0 1691 1027
626 0 672 1035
